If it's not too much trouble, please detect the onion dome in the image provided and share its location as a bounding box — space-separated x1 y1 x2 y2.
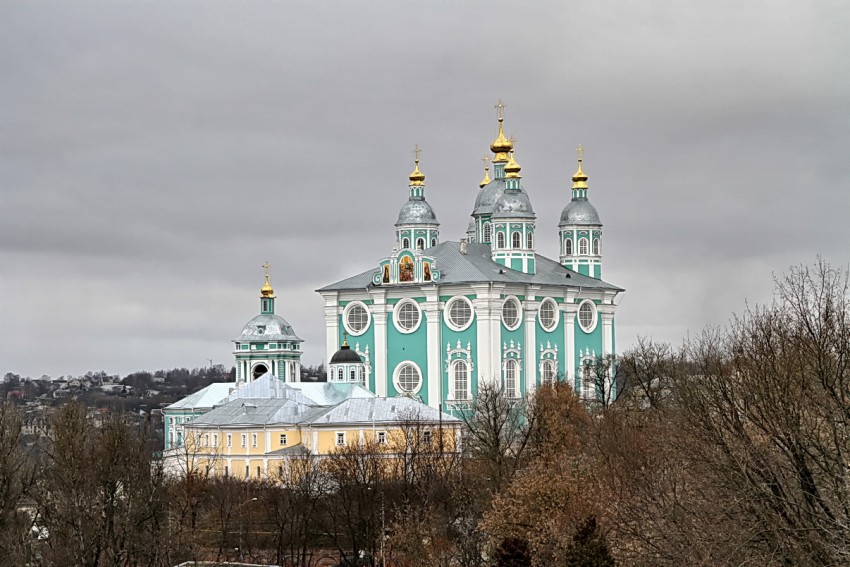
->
504 151 522 178
396 199 438 225
330 340 363 364
492 191 535 219
260 272 275 298
479 159 492 188
490 117 513 162
236 313 301 341
572 156 589 190
409 158 425 186
559 200 601 226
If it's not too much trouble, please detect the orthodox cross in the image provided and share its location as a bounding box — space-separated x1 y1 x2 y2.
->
412 144 422 162
262 261 271 278
482 154 490 170
495 99 506 120
576 144 584 161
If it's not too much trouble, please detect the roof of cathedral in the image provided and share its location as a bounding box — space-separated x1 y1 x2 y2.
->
165 382 236 411
492 190 535 219
395 199 438 226
472 178 531 216
330 342 364 364
235 313 302 342
318 241 623 292
187 374 459 427
559 199 601 226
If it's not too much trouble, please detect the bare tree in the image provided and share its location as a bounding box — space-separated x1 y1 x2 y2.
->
0 403 37 563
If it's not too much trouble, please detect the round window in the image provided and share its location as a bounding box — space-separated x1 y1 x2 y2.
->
577 300 597 333
538 298 558 332
502 297 521 330
394 362 422 394
445 296 474 331
394 300 421 333
343 302 371 336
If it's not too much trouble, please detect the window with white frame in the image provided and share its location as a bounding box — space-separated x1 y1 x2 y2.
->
212 434 218 447
402 237 410 249
336 432 346 446
241 434 247 448
582 360 595 399
592 238 600 255
226 434 232 447
343 301 371 336
393 299 421 333
512 231 521 248
422 430 433 445
502 297 521 330
416 237 425 250
252 433 258 448
496 231 505 248
541 359 556 386
564 238 573 256
431 237 437 247
377 431 387 445
445 296 474 331
279 433 287 446
527 232 533 249
538 298 558 331
350 368 357 381
483 222 492 242
505 359 519 398
577 300 597 333
579 237 589 255
394 362 422 394
452 360 470 400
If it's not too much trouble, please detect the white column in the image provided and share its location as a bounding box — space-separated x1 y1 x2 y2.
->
524 292 538 396
370 289 388 397
601 307 615 396
424 286 442 409
564 306 576 387
321 292 340 365
472 284 494 386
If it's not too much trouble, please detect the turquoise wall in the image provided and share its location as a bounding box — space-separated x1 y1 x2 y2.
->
439 295 477 402
536 298 567 383
572 300 604 390
385 298 429 400
338 299 376 391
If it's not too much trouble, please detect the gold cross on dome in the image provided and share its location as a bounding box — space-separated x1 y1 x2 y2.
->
412 144 422 162
482 155 490 169
577 144 584 161
262 261 271 278
509 134 517 145
495 99 506 120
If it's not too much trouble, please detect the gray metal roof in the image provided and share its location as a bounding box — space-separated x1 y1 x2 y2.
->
187 375 458 428
472 178 531 217
235 313 302 342
559 199 601 226
318 241 623 292
395 199 439 226
492 190 535 219
165 382 236 411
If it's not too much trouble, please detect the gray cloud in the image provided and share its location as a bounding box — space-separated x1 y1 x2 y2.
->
2 0 848 377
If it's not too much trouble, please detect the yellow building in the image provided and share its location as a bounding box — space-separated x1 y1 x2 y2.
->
163 374 461 480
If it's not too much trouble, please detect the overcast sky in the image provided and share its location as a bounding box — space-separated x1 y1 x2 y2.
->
2 1 848 378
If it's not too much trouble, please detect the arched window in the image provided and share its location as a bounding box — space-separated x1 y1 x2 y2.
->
416 238 424 251
505 359 519 399
452 361 469 400
564 238 573 256
402 237 410 249
579 237 589 255
527 232 533 249
581 360 595 400
431 237 437 248
592 238 600 255
338 368 344 381
512 231 521 249
350 368 356 381
483 222 492 243
541 359 556 386
496 232 506 249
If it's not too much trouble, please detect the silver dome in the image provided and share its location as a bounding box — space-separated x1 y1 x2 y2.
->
492 190 535 219
559 199 601 226
235 313 302 342
395 199 439 226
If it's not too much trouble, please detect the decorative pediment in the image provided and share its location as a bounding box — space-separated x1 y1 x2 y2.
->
372 250 441 285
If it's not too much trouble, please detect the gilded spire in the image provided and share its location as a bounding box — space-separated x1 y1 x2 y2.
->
505 150 522 178
479 155 491 188
409 144 425 186
260 261 276 298
571 144 588 190
489 100 513 162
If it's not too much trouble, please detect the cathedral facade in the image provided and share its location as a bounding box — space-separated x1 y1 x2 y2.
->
317 105 624 411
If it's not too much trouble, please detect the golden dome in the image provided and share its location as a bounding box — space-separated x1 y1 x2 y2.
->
260 274 275 298
572 145 589 189
409 159 425 186
505 151 522 178
479 160 491 188
490 117 513 162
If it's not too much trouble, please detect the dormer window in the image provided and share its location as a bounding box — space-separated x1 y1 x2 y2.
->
256 325 266 334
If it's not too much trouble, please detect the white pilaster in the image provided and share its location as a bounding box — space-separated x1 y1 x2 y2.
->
523 290 538 396
369 289 388 397
564 306 576 387
424 286 442 409
321 292 340 364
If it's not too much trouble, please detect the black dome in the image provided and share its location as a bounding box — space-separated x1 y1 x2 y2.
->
330 344 362 364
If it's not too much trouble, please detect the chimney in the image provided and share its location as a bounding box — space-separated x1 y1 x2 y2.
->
460 238 468 255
